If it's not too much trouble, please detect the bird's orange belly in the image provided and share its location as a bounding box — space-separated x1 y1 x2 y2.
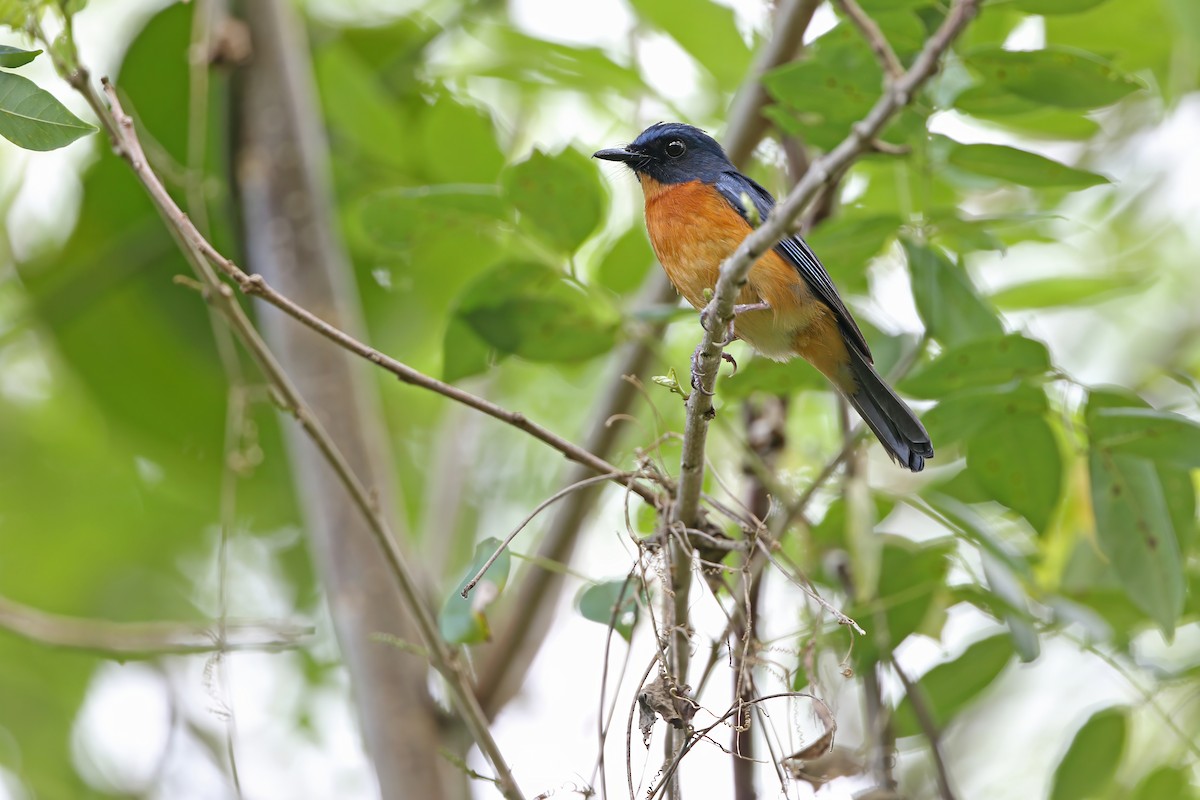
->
641 178 825 361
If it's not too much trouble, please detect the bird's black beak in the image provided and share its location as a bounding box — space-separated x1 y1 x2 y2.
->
593 147 640 164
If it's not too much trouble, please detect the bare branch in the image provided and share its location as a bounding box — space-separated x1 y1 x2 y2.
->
462 472 620 597
835 0 905 80
0 595 311 656
893 660 958 800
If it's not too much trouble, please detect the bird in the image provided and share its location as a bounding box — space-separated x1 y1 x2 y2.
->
594 122 933 472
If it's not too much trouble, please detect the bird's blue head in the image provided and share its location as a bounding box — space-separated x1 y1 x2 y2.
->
593 122 733 185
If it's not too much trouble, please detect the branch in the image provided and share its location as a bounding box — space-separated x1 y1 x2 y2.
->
42 42 525 800
673 0 980 532
50 66 658 509
0 595 311 656
477 0 823 718
893 661 957 800
723 0 822 163
835 0 905 80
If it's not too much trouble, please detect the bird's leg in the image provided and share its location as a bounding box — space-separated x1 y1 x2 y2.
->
732 301 770 316
699 301 770 345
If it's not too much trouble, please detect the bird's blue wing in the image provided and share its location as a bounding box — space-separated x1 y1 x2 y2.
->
714 171 873 361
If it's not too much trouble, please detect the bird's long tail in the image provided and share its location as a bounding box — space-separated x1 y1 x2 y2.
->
842 345 933 472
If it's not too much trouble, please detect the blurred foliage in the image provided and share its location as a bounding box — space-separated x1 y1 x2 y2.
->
0 0 1198 797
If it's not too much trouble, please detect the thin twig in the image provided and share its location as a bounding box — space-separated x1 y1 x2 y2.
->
648 693 835 800
893 660 957 800
835 0 905 80
0 595 311 655
462 472 620 596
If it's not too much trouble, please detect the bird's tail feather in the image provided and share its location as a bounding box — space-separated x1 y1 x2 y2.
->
843 346 933 472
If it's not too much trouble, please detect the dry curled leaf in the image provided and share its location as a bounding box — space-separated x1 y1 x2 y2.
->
637 675 696 746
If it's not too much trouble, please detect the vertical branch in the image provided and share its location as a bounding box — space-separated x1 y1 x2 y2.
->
479 0 823 720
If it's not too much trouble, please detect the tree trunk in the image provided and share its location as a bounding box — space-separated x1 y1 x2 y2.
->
231 2 450 796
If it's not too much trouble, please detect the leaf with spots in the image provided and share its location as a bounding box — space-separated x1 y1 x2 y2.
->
922 381 1049 444
502 148 605 253
967 413 1062 532
964 47 1143 109
1089 407 1200 470
900 334 1051 398
1089 450 1184 636
452 260 619 364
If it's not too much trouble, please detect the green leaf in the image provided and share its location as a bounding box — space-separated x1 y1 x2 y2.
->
1089 450 1185 635
980 554 1040 661
421 94 506 183
991 275 1141 309
449 26 645 96
0 0 29 28
893 634 1014 737
627 0 751 89
1050 707 1127 800
721 356 826 400
576 579 641 641
1043 0 1180 100
850 536 954 666
1132 765 1196 800
453 261 619 363
968 413 1062 532
439 538 512 644
502 149 604 253
1011 0 1110 12
923 381 1048 444
596 225 655 295
314 44 411 170
0 71 94 151
1089 408 1200 470
946 142 1108 188
806 214 902 294
964 47 1143 109
442 316 500 383
764 25 884 150
902 239 1004 346
0 45 41 68
900 334 1050 398
357 185 509 253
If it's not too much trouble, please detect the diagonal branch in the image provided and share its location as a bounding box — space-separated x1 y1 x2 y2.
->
41 35 526 797
0 595 311 656
673 0 981 533
835 0 905 80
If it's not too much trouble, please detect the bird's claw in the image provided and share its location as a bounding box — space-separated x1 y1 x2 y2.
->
690 347 739 397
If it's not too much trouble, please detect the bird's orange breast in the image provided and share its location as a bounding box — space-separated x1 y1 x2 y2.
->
639 176 837 366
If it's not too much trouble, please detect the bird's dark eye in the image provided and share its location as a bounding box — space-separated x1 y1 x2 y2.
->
665 140 686 158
